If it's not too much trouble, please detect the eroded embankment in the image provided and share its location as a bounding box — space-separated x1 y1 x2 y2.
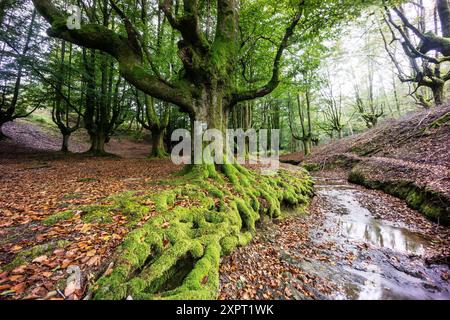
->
281 106 450 225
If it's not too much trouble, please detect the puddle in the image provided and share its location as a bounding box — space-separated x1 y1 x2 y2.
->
281 182 450 300
319 188 427 255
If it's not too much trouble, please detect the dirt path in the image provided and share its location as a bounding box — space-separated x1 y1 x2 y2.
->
219 169 450 300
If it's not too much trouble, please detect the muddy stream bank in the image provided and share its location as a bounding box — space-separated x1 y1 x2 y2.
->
219 171 450 300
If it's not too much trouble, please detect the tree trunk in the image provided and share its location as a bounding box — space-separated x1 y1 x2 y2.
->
61 133 70 152
150 129 167 158
432 84 445 106
89 133 106 155
188 89 229 167
303 138 312 156
0 123 7 140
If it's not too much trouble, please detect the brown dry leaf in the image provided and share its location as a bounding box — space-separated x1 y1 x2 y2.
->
161 221 170 229
86 255 101 267
86 249 97 257
11 245 23 252
11 282 27 294
11 265 27 275
61 259 73 269
8 275 24 282
0 284 12 291
32 255 48 264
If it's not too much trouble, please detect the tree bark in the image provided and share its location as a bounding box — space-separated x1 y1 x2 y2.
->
61 133 70 152
0 123 7 140
432 83 445 105
89 132 106 155
150 129 167 158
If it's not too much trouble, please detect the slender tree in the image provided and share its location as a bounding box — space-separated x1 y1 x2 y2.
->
0 9 38 139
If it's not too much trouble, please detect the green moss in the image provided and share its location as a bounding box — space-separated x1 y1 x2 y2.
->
4 240 70 271
426 112 450 129
108 192 150 223
81 205 113 224
90 165 314 300
42 210 75 226
77 177 98 183
302 163 321 172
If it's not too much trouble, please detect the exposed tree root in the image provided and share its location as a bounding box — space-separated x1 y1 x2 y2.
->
91 164 314 300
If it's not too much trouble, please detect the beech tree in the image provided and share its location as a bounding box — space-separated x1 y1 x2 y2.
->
0 7 40 139
32 0 374 165
382 0 450 106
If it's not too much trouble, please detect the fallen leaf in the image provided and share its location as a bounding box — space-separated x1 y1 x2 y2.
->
11 282 27 294
32 255 48 264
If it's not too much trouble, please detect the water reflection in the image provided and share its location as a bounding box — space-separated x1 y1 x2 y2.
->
288 185 450 300
320 189 426 255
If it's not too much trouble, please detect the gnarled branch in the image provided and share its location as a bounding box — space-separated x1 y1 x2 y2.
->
32 0 193 113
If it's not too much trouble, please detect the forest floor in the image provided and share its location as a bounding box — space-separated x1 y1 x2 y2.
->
0 108 449 300
219 168 450 300
0 119 181 299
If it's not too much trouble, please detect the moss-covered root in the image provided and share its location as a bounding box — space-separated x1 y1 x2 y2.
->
92 165 314 300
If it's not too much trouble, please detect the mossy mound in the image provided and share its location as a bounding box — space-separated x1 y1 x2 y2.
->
91 164 313 300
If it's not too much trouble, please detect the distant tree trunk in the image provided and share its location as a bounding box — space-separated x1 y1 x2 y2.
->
136 94 169 158
0 124 7 140
151 129 166 158
61 133 70 152
392 74 401 115
432 83 445 106
51 40 80 152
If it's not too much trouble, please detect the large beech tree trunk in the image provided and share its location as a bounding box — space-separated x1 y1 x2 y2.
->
89 132 107 155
